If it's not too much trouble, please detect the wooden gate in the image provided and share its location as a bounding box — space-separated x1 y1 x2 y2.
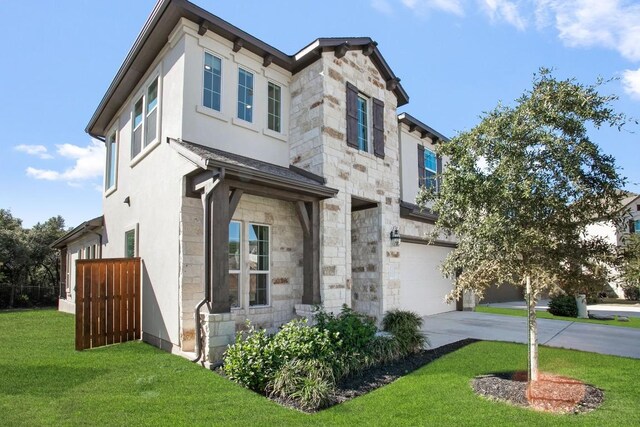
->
75 258 141 350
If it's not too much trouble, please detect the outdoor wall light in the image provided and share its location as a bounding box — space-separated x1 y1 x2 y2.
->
390 226 401 247
124 196 130 206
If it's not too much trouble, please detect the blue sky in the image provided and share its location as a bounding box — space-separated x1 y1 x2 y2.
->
1 0 638 228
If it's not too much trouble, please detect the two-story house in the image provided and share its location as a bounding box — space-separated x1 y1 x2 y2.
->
54 0 473 362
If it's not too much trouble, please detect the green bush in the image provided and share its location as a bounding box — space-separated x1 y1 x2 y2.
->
369 334 401 364
222 325 275 392
314 305 377 354
547 294 578 317
269 359 335 411
622 284 640 301
381 310 426 355
223 319 339 393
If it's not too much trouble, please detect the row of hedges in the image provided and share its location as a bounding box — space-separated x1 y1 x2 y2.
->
223 306 426 410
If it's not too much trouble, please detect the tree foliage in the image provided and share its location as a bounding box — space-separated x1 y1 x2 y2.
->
0 209 67 308
619 233 640 299
417 68 630 301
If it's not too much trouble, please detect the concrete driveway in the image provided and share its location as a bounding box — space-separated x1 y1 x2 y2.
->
423 311 640 359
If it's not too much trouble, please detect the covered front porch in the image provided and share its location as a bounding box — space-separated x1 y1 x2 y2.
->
170 138 338 362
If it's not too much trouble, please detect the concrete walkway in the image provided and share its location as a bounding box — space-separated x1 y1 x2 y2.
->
422 311 640 359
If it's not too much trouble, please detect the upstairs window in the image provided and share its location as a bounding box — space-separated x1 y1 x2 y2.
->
105 130 118 191
237 68 254 122
203 52 222 111
357 95 368 152
418 145 441 192
267 82 281 132
131 76 160 159
424 148 437 190
345 82 385 158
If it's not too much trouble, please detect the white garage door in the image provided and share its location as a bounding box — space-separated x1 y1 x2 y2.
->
400 243 455 316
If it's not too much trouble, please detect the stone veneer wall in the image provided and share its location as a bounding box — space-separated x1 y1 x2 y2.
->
290 50 402 317
179 196 205 351
351 208 382 318
399 217 456 244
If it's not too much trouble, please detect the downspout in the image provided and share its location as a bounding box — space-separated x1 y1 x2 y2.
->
192 169 224 363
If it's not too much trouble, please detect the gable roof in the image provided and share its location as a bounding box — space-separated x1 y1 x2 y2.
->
397 112 449 143
168 138 338 199
51 216 104 249
86 0 409 138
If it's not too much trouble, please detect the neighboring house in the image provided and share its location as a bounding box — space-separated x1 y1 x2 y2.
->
586 192 640 298
54 0 473 362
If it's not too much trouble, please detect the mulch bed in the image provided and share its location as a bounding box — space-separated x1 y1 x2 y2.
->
271 339 478 412
472 371 604 414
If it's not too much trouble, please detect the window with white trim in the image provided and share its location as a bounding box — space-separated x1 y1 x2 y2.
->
203 52 222 111
229 221 241 308
131 76 160 159
267 82 281 132
105 129 118 191
237 68 254 122
125 229 136 258
249 223 269 306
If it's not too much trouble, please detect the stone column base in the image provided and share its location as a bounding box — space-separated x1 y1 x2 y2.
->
295 304 317 325
201 312 236 363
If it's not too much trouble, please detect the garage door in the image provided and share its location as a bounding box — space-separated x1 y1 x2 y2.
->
400 243 455 316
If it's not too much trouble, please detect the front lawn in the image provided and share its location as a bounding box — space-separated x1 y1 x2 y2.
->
1 310 639 426
476 306 640 329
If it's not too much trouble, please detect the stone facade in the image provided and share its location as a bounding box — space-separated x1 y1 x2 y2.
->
290 50 402 316
351 208 382 318
179 193 304 351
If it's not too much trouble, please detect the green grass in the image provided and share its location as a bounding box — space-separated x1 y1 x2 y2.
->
476 306 640 329
1 309 639 426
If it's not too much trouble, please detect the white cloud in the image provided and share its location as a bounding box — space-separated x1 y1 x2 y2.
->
14 144 53 159
479 0 527 30
371 0 395 14
401 0 465 16
622 68 640 99
26 139 105 185
535 0 640 62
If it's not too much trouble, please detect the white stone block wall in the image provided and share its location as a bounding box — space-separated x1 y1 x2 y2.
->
351 208 382 318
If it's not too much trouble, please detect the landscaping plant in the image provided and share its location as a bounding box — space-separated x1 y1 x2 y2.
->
547 294 578 318
381 309 427 355
417 68 632 381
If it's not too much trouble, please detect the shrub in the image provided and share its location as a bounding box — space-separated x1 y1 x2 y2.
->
222 325 275 392
547 294 578 317
622 283 640 301
369 334 401 364
381 310 426 356
314 305 377 354
269 358 335 411
223 319 339 393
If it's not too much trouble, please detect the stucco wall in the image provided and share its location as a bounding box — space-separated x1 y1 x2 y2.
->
179 20 292 167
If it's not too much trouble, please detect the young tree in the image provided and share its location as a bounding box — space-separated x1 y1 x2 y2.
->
619 233 640 300
418 69 631 381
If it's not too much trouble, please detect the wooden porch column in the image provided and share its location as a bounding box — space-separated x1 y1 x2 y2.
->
210 181 230 313
297 200 321 305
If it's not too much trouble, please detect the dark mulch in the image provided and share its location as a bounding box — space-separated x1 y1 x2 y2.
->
472 372 604 414
270 339 478 412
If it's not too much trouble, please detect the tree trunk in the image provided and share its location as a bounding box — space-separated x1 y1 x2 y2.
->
526 275 539 382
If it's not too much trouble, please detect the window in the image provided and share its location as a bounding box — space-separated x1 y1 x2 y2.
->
203 52 222 111
237 68 254 122
267 82 281 132
229 221 241 308
105 130 118 191
249 224 269 306
424 148 437 190
636 220 640 233
125 229 136 258
131 77 160 159
145 79 158 146
132 97 143 157
357 95 368 151
345 82 385 157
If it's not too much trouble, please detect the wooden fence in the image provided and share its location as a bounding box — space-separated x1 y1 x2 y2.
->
75 258 141 350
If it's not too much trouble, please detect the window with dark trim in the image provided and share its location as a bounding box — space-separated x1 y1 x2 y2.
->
203 52 222 111
417 144 442 192
237 68 254 122
346 82 385 158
